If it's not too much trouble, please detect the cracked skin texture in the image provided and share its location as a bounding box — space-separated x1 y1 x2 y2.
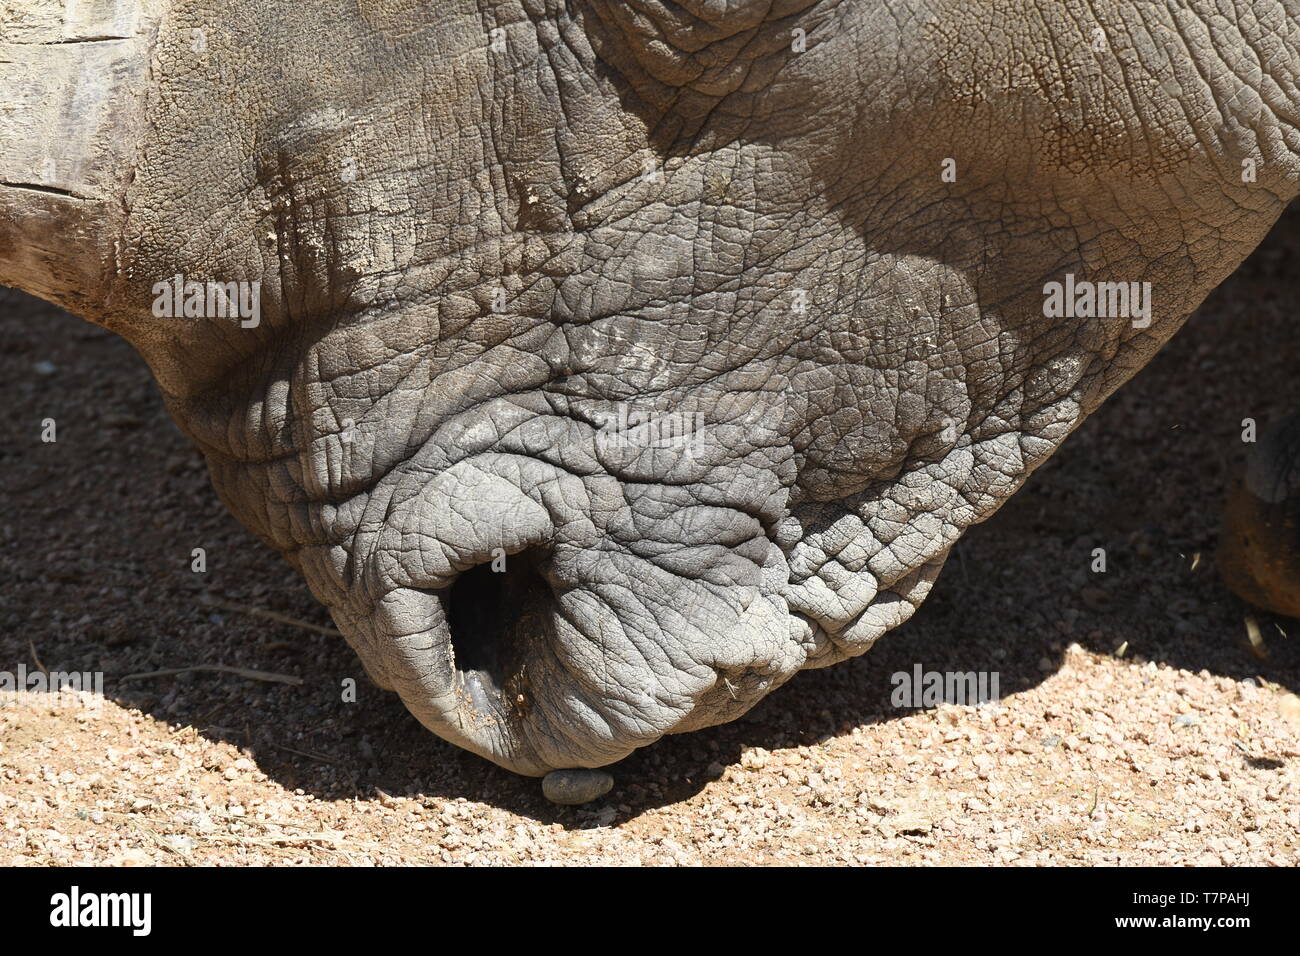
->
1 0 1298 774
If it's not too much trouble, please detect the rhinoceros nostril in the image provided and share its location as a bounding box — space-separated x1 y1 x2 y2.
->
443 550 551 712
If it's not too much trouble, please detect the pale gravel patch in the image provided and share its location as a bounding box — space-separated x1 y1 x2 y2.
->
2 644 1296 866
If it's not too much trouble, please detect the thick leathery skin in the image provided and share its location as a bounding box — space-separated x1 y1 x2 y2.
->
1 0 1297 773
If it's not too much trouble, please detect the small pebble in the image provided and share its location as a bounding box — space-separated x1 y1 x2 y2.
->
543 769 614 805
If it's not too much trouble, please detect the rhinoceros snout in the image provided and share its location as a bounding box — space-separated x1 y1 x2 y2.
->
323 446 806 776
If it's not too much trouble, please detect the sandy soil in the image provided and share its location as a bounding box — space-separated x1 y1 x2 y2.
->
1 207 1298 866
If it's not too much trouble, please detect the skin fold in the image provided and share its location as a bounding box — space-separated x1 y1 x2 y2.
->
1 0 1297 775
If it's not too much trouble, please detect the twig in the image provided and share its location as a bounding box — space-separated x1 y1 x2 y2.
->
28 639 47 676
121 665 302 686
131 820 194 863
268 742 337 765
227 833 349 847
198 595 341 637
169 701 229 738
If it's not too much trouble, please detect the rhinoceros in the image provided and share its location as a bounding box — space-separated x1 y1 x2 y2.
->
1 0 1297 778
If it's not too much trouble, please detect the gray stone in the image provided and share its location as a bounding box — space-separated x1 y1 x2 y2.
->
543 769 614 806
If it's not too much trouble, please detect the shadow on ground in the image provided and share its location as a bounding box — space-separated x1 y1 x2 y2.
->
1 205 1297 824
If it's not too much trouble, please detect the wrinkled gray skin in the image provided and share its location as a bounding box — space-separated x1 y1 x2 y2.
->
1 0 1298 775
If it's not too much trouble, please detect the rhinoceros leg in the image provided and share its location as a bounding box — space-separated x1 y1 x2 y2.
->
1220 411 1300 618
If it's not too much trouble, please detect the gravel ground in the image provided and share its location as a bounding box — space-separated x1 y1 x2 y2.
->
1 206 1297 866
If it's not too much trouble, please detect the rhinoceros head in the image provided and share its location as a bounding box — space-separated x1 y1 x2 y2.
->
2 0 1296 773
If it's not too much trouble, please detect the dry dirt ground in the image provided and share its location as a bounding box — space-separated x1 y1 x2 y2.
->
2 207 1299 867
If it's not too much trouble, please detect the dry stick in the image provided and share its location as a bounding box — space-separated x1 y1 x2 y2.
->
121 664 303 686
132 820 193 863
268 742 338 765
168 700 228 738
198 595 341 637
208 833 350 847
28 639 47 676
